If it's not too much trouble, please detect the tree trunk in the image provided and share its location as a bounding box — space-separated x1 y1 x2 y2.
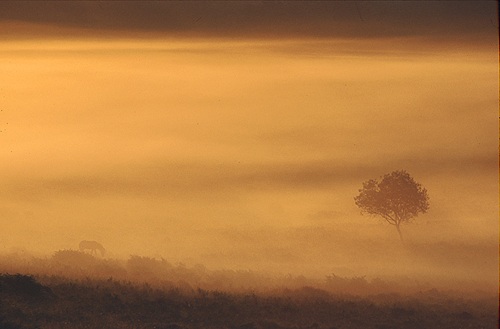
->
396 224 404 243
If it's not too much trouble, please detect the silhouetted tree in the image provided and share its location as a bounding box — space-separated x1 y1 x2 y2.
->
354 170 429 242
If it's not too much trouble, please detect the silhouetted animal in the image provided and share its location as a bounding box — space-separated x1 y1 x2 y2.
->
79 240 106 257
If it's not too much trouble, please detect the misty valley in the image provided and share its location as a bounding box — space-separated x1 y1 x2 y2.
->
0 169 496 328
0 1 498 328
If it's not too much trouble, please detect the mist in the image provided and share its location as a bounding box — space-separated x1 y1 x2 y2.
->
0 31 498 298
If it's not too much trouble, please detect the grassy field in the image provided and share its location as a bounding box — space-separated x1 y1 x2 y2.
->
0 250 496 329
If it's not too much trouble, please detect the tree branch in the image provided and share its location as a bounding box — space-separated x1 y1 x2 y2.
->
378 213 396 226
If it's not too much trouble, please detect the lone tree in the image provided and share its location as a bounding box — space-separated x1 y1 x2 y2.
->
354 170 429 242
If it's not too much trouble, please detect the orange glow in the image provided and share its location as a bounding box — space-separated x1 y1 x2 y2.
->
0 33 497 290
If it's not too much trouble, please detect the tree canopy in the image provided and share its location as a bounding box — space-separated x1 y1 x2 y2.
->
354 170 429 242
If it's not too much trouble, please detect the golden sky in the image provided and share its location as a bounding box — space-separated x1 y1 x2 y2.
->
0 2 497 282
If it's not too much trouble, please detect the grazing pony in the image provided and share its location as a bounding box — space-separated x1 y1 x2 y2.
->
79 240 106 257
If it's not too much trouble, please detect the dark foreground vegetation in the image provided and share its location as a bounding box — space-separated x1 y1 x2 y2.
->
0 273 497 329
0 250 497 329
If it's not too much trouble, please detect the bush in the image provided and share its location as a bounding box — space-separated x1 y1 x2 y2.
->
0 273 52 300
52 250 97 268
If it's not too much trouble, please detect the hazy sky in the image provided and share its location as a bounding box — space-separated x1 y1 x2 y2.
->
0 1 497 40
0 2 497 281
